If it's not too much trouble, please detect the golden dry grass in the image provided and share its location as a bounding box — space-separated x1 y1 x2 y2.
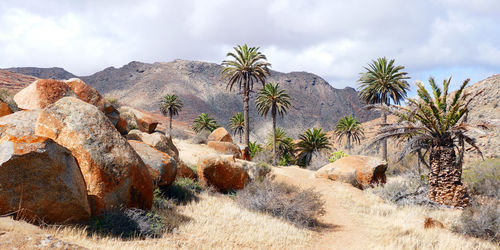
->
331 177 499 250
44 192 312 249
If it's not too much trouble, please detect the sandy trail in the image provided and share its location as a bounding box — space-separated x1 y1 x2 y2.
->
273 166 374 250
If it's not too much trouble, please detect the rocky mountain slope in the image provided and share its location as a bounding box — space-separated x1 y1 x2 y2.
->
4 67 76 80
0 69 37 91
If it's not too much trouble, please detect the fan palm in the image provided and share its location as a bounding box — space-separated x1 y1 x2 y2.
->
335 115 364 151
296 128 331 167
358 57 410 161
266 127 295 164
229 112 245 143
159 94 183 134
192 113 218 133
368 76 487 207
222 44 271 147
256 83 291 164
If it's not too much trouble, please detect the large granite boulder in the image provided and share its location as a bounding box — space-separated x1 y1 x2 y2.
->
197 155 249 192
121 107 158 133
208 127 233 143
13 79 76 109
35 97 153 215
127 130 179 160
0 111 90 223
207 141 242 158
315 155 387 189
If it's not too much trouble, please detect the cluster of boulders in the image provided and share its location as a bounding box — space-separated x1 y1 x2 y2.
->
206 127 250 161
0 78 180 224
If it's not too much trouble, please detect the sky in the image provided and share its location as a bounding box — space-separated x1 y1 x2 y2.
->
0 0 499 94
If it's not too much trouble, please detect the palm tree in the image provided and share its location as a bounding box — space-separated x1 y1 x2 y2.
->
335 115 364 151
229 112 245 143
159 94 183 134
266 127 295 165
248 141 263 159
192 113 218 133
369 76 487 207
256 83 291 165
358 57 410 161
296 128 331 167
222 44 271 147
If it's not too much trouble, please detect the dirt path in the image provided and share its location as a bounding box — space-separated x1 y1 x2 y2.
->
273 166 374 250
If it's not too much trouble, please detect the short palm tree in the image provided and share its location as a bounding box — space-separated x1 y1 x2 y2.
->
229 112 245 143
296 128 331 167
266 127 295 164
159 94 183 134
248 141 263 159
369 77 487 207
358 57 410 161
335 115 364 151
222 44 271 147
192 113 218 133
256 83 291 165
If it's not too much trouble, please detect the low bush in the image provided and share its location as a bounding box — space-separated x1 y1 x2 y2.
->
161 178 203 204
328 150 348 163
169 128 190 140
453 199 499 243
236 179 325 228
463 158 500 199
191 130 210 144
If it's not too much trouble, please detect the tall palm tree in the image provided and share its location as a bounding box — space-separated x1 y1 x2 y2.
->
296 128 331 167
229 112 245 143
159 94 183 134
368 77 487 207
335 115 364 151
266 127 295 164
256 83 291 165
222 44 271 147
358 57 410 161
192 113 218 133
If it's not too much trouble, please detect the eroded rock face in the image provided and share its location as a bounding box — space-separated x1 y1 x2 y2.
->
207 141 242 159
35 97 153 215
208 127 233 143
0 111 90 223
0 101 13 117
122 107 158 133
197 155 249 192
127 130 179 160
13 79 76 110
315 155 387 189
64 78 120 126
129 140 177 189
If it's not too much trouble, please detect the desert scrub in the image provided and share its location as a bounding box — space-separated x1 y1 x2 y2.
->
462 157 500 198
161 177 203 204
329 150 348 163
453 199 499 243
236 179 325 228
191 130 210 144
169 127 190 140
307 153 330 171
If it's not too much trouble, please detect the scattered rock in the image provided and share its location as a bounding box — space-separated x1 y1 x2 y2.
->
122 106 158 133
197 154 249 192
315 155 387 189
424 217 445 229
208 127 233 142
116 115 128 134
127 130 179 160
0 111 90 223
176 162 196 179
129 140 177 189
207 141 242 158
0 101 13 117
13 79 76 109
35 97 153 215
238 144 251 161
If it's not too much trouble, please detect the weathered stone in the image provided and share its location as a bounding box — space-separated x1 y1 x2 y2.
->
176 162 196 179
0 101 13 117
315 155 387 189
197 154 249 192
424 217 445 229
208 127 233 142
129 140 177 189
0 110 90 223
116 115 128 134
126 130 179 161
35 97 153 215
121 107 158 133
207 141 242 158
13 79 76 109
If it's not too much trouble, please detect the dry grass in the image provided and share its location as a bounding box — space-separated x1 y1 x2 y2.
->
331 177 499 250
44 192 312 249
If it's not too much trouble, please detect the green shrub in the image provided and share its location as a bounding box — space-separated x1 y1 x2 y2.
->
236 179 325 228
463 158 500 198
329 150 348 163
161 178 203 204
249 141 263 159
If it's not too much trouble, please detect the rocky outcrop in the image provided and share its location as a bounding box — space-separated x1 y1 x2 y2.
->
316 155 387 189
35 97 153 215
0 101 13 117
121 106 158 133
129 140 177 188
116 115 128 134
13 79 76 110
197 155 249 192
208 127 233 142
176 163 196 179
207 141 242 158
0 111 90 223
126 130 179 160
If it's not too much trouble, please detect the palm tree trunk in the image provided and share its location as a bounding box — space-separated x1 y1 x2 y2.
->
169 112 173 135
243 88 250 147
382 112 388 162
347 133 351 152
239 131 242 144
428 144 469 207
272 111 277 166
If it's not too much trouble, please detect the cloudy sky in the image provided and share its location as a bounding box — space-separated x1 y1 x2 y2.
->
0 0 499 92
